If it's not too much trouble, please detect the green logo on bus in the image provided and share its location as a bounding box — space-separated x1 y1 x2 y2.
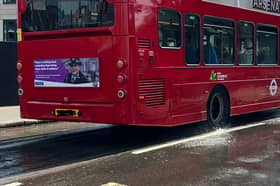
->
210 71 217 81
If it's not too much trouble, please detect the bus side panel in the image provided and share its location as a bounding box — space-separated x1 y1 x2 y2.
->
112 35 132 124
134 68 170 126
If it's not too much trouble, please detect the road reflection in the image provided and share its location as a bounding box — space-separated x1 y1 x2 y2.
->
0 109 279 179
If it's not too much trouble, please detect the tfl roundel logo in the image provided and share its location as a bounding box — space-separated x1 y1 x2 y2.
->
269 79 278 96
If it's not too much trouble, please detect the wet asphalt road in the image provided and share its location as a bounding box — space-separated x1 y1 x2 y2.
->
0 110 280 185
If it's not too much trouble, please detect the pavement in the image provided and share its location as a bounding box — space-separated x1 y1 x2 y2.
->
0 105 112 142
0 106 44 128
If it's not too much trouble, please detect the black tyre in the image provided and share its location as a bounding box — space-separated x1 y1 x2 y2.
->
207 87 230 127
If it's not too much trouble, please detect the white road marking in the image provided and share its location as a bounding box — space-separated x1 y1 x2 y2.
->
2 182 23 186
132 122 268 155
100 182 128 186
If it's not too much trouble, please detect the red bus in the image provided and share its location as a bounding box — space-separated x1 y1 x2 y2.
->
17 0 280 127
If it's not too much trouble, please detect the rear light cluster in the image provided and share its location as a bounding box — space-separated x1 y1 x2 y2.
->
17 75 23 84
16 61 23 71
16 60 24 96
117 74 126 84
116 59 127 99
117 59 126 69
117 90 126 99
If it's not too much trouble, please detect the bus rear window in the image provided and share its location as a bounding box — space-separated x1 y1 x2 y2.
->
22 0 114 32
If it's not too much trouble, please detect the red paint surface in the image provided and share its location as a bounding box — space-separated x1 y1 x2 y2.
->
18 0 280 126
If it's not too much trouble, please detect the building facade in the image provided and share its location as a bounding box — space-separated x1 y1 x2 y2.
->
0 0 17 42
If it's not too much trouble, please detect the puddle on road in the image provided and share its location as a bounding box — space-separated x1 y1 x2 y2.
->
253 173 268 179
209 167 250 182
178 129 233 149
237 155 269 163
225 167 249 176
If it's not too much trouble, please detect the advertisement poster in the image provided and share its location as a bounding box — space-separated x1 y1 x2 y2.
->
34 57 100 87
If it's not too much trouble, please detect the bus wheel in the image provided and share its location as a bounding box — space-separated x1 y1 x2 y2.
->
207 87 230 128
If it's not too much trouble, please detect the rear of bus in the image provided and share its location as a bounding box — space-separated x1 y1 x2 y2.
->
17 0 132 124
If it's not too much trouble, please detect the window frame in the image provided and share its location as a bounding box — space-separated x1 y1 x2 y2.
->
203 16 235 66
237 20 255 66
256 24 278 66
158 8 182 50
3 19 17 42
184 13 201 66
3 0 16 4
21 0 114 32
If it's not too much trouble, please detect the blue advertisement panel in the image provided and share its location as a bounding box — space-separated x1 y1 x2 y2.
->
34 57 100 87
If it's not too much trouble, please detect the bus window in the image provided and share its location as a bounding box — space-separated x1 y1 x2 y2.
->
158 9 181 48
22 0 114 32
238 21 254 65
185 14 200 65
203 16 234 65
256 25 278 65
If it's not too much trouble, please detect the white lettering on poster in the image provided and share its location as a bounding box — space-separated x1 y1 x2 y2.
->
34 60 59 71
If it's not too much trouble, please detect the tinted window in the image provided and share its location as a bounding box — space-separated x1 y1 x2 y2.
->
3 20 17 42
3 0 16 4
185 14 200 65
256 25 278 65
203 16 234 65
238 21 254 65
158 9 181 48
22 0 114 32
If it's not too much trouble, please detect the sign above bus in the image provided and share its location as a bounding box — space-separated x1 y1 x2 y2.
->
203 0 280 15
253 0 280 14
